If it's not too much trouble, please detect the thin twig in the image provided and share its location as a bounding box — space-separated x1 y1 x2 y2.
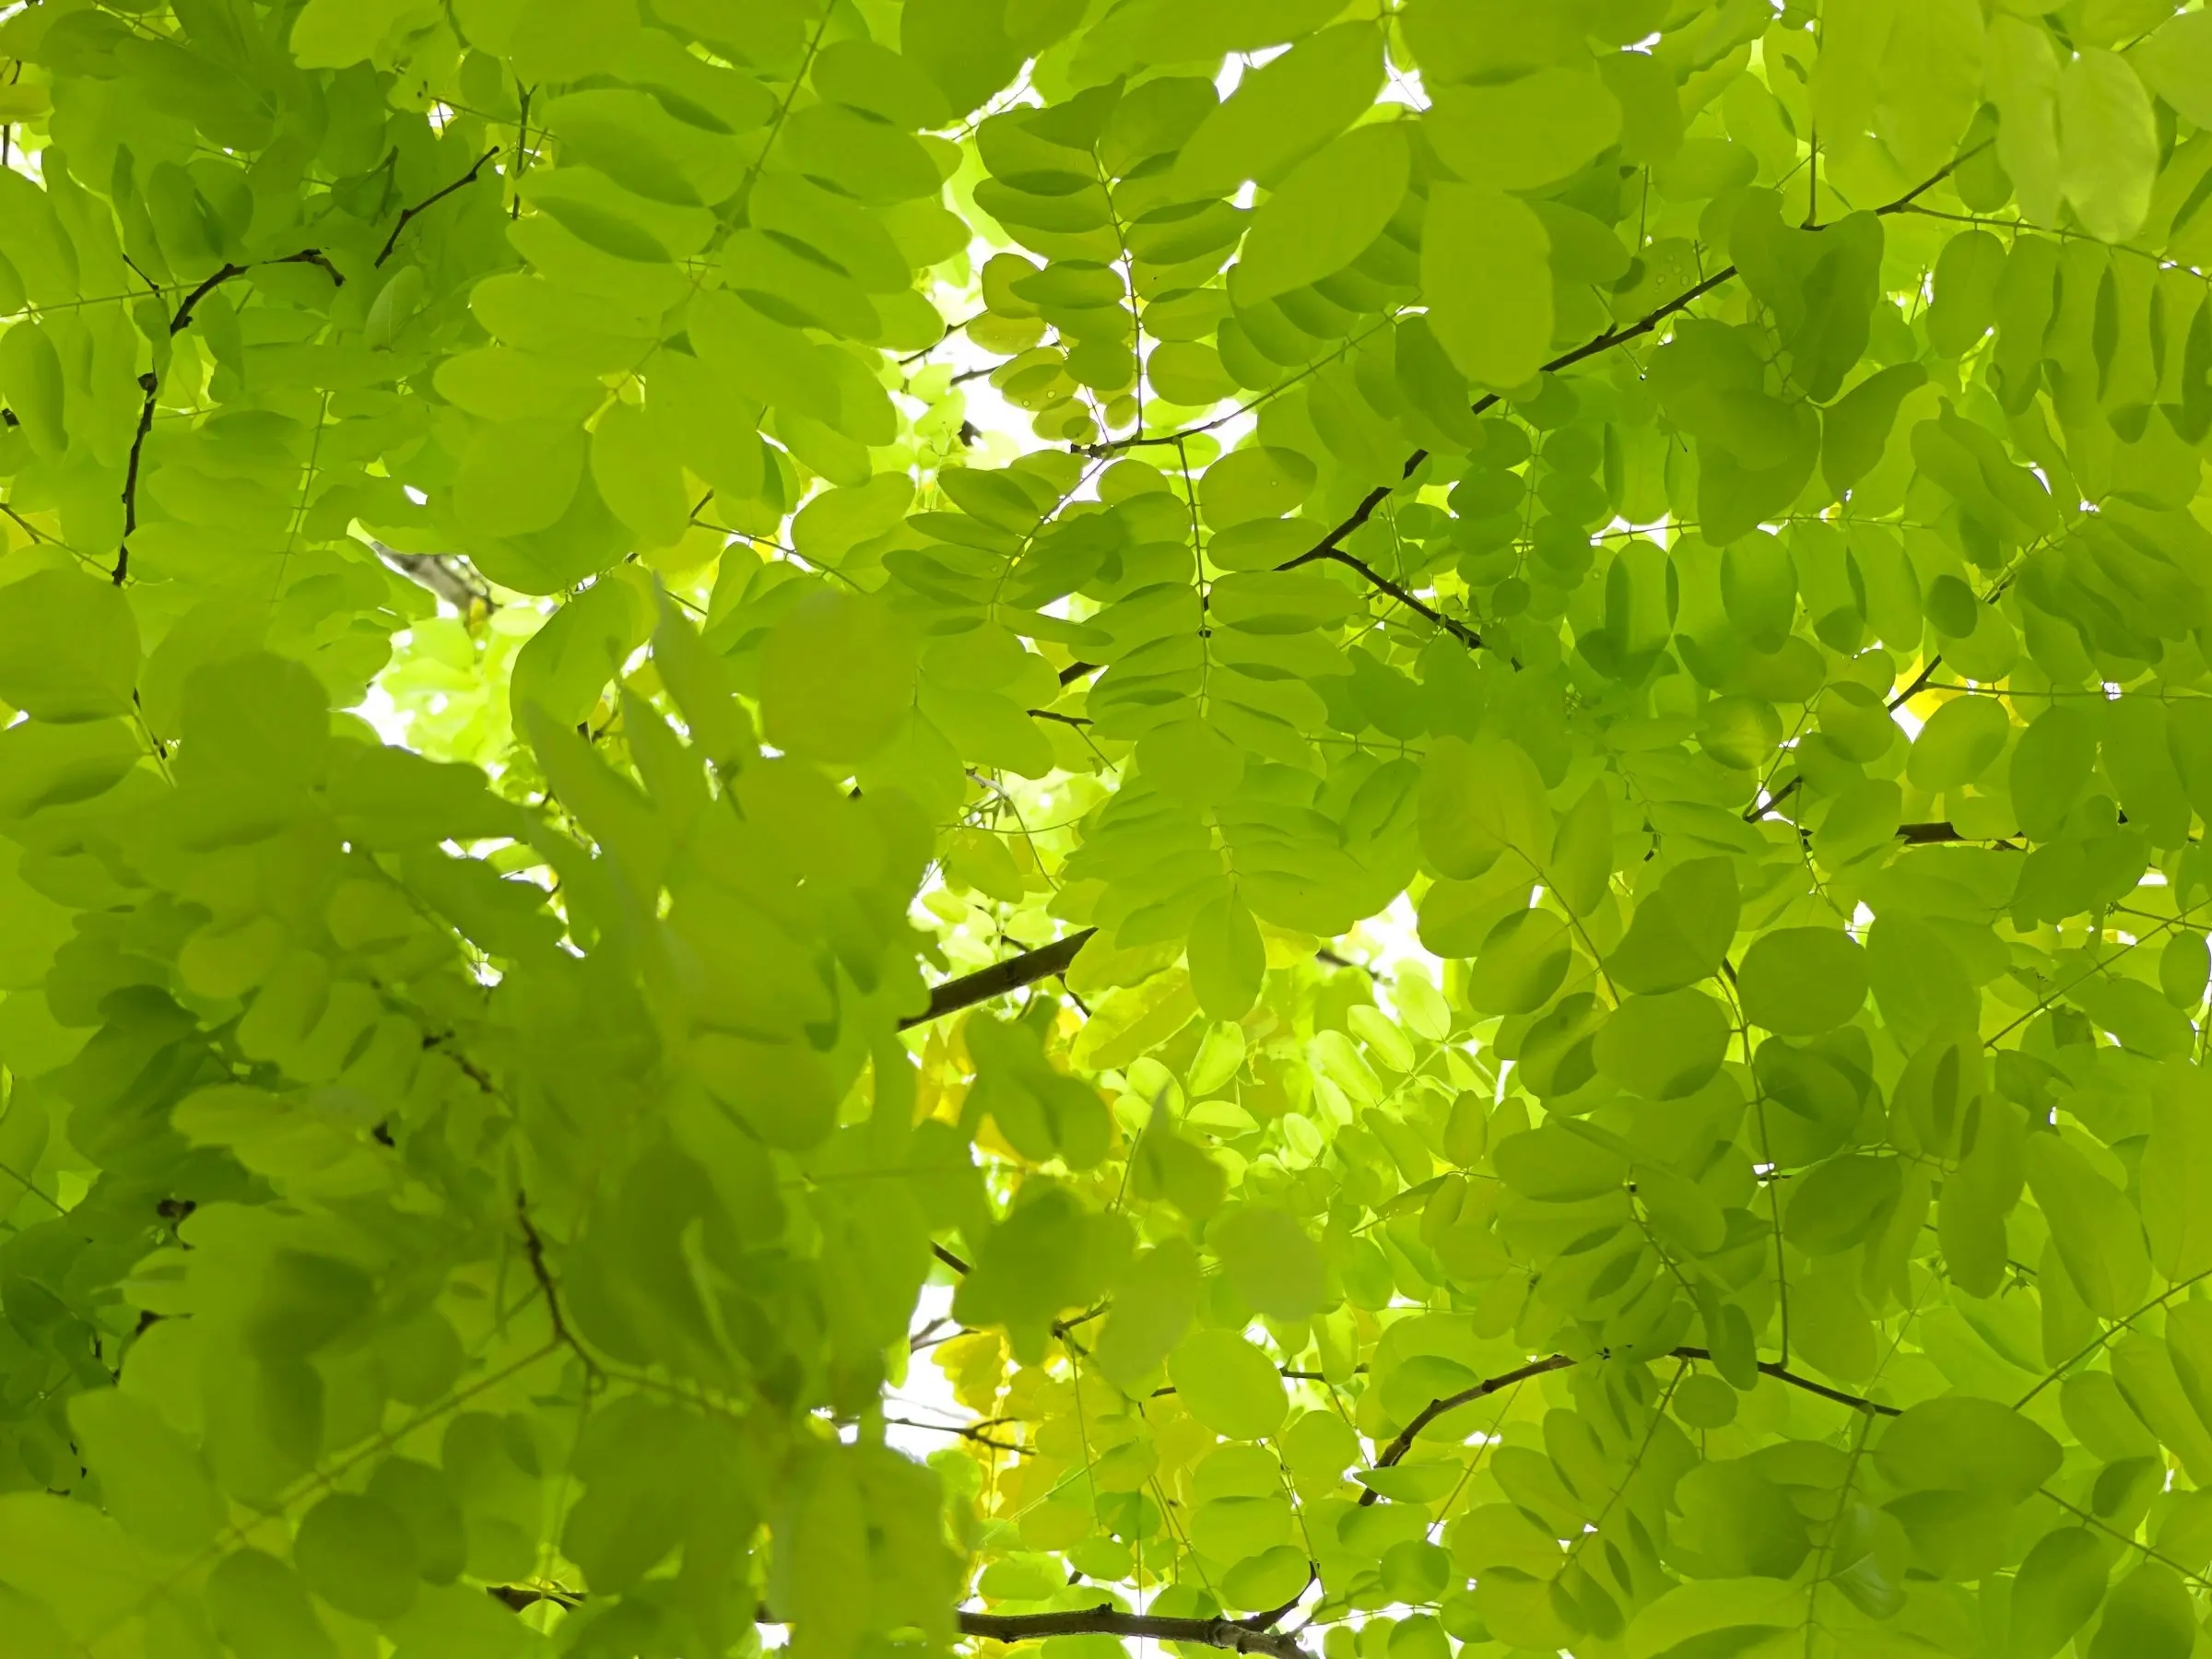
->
1356 1343 1901 1507
378 147 502 265
516 1191 600 1384
113 371 159 584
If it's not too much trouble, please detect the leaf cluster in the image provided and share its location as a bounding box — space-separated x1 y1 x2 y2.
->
4 5 2212 1659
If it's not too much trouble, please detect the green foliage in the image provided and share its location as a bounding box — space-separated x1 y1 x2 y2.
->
5 5 2212 1659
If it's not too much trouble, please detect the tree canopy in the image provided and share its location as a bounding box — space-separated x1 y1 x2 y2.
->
6 2 2212 1658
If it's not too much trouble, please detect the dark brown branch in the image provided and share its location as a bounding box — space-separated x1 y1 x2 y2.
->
373 541 491 609
1743 773 1804 823
1888 653 1943 711
1311 547 1480 649
899 312 979 366
1268 148 1977 635
1357 1355 1576 1501
113 371 159 584
1058 660 1102 685
1028 708 1093 727
1277 446 1429 578
517 1191 599 1382
500 1592 1312 1653
1897 821 1963 844
1357 1344 1900 1505
116 251 335 582
378 146 502 265
1277 266 1741 588
888 1417 1021 1452
956 1607 1306 1658
900 928 1097 1029
490 1584 582 1612
1669 1347 1902 1416
169 261 247 335
933 1241 972 1274
272 246 346 288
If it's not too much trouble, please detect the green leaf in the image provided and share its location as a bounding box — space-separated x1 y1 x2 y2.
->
510 577 651 729
2088 1564 2194 1659
452 418 587 539
1466 908 1572 1015
0 713 136 832
591 402 691 548
1736 926 1868 1035
0 321 65 457
954 1187 1131 1362
0 1493 154 1640
1213 1204 1324 1321
2135 9 2212 127
1875 1395 2060 1502
2142 1064 2212 1281
1592 989 1731 1100
2008 1527 2109 1659
1168 1329 1287 1441
1608 857 1739 994
1422 183 1551 393
1906 693 2010 793
1494 1123 1628 1202
1820 362 1925 496
0 569 140 722
1928 231 2007 358
1094 1238 1202 1386
759 590 917 764
1672 1459 1809 1578
1783 1155 1900 1255
1547 781 1614 917
1865 915 1977 1049
2024 1131 2152 1321
1425 68 1623 192
1198 445 1315 527
65 1390 222 1556
688 287 843 427
2011 704 2098 841
1222 1544 1311 1614
1233 123 1408 305
2058 49 2158 243
1170 22 1382 199
1418 735 1554 880
208 1549 336 1659
1188 892 1265 1021
293 1493 418 1622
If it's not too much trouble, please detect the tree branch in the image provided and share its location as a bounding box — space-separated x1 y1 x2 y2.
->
1267 147 1980 636
378 146 502 265
517 1191 600 1383
1356 1345 1900 1504
113 371 159 584
116 251 335 583
373 540 491 609
956 1607 1307 1658
1306 547 1480 649
1357 1355 1576 1501
1668 1346 1900 1417
1888 653 1943 711
1277 447 1430 579
900 929 1097 1030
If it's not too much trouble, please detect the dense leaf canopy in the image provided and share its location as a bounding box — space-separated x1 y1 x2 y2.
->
6 3 2212 1659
